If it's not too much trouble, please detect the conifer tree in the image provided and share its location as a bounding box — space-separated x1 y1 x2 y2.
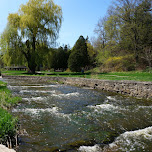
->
68 36 89 72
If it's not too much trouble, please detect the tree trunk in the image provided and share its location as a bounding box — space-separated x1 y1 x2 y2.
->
23 37 37 74
29 36 37 74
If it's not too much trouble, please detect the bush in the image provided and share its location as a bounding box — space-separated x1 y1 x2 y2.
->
0 86 21 109
103 55 135 72
0 108 17 140
0 80 20 147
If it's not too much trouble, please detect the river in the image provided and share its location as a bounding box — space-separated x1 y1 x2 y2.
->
4 78 152 152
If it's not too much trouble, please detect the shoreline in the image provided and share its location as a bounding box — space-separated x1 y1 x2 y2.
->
0 78 19 152
1 74 152 151
2 75 152 100
0 145 16 152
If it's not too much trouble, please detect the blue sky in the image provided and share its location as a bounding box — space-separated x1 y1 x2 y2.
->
0 0 112 48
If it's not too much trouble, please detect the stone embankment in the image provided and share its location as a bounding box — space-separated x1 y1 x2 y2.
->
2 75 152 100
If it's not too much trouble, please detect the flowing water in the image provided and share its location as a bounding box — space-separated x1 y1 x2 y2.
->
4 78 152 152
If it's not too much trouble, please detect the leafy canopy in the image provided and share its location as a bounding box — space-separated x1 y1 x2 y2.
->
0 0 62 73
8 0 62 41
94 0 152 71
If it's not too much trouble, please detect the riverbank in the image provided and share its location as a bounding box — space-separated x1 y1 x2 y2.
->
0 79 21 151
2 75 152 100
4 75 152 151
2 70 152 82
0 144 16 152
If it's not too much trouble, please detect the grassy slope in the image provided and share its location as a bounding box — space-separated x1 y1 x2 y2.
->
2 70 152 82
87 72 152 81
0 80 21 146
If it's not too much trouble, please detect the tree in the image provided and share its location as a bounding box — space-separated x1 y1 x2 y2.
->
42 48 54 70
0 24 26 66
94 17 107 49
115 0 152 65
86 39 96 67
94 0 152 71
0 0 62 73
68 36 89 72
51 45 70 71
141 46 152 69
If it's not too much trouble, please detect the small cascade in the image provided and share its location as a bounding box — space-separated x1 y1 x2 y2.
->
4 78 152 152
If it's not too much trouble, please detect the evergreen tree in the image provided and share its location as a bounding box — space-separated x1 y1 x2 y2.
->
51 45 70 71
68 36 89 72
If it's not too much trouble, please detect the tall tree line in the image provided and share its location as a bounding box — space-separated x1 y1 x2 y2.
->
0 0 93 73
94 0 152 71
1 0 151 73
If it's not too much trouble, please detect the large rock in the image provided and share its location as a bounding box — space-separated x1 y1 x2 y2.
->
0 145 16 152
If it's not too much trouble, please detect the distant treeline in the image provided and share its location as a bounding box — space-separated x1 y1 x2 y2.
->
0 0 152 73
92 0 152 72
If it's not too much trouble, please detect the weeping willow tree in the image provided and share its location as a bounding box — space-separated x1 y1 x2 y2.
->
0 24 26 66
0 0 62 73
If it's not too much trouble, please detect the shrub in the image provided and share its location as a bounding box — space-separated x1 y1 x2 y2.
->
103 55 135 72
0 80 21 147
0 86 21 109
0 108 18 146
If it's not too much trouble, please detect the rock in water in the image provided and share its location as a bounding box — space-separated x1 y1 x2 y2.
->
0 145 16 152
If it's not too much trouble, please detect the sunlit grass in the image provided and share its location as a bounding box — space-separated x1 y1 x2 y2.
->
2 70 152 81
0 108 18 142
0 81 21 109
0 80 21 145
88 72 152 81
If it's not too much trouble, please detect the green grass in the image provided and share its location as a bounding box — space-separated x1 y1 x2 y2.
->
87 72 152 81
2 70 26 75
0 82 21 109
0 108 17 142
0 80 21 146
1 69 152 145
2 70 152 81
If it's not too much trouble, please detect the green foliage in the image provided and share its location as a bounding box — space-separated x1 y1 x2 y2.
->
0 25 26 66
94 0 152 71
0 91 21 109
0 81 7 86
0 0 62 74
103 55 135 72
0 81 21 109
96 40 119 65
68 36 90 72
0 108 17 140
51 45 70 71
0 81 20 145
86 41 96 66
41 48 54 70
